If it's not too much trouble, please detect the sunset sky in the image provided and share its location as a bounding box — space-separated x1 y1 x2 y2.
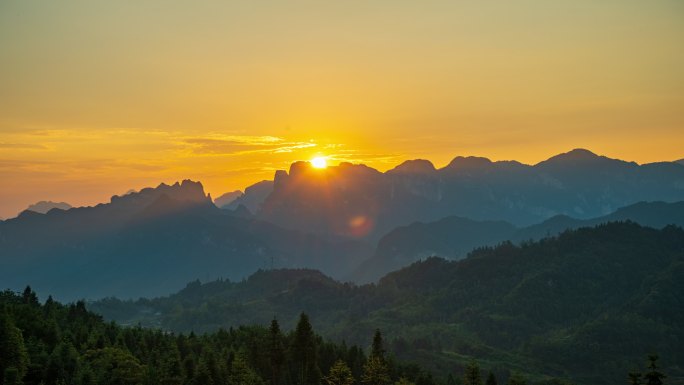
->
1 0 683 218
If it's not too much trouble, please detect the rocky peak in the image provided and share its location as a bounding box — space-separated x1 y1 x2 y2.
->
443 156 493 171
110 179 209 207
388 159 436 175
541 148 600 164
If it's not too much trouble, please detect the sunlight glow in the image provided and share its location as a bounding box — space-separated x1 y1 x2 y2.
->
311 156 328 169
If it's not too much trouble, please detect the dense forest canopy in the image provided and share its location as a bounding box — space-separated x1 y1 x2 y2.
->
2 287 449 385
89 222 684 385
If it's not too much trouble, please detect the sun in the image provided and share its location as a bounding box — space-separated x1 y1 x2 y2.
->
310 156 328 169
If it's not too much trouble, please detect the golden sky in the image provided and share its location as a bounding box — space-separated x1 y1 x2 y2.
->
1 1 683 218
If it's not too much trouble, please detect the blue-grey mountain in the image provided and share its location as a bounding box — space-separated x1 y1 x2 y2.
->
353 201 684 282
0 180 370 300
256 149 684 240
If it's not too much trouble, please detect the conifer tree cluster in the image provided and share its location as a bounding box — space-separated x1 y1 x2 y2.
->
0 288 438 385
628 355 667 385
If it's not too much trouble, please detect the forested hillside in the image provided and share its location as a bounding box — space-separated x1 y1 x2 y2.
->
90 222 684 385
2 289 449 385
352 201 684 282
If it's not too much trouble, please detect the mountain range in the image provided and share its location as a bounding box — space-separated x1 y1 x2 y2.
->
215 180 274 214
0 180 370 300
353 200 684 282
2 148 684 301
251 149 684 240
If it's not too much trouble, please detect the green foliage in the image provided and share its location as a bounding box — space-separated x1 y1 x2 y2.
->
3 368 22 385
2 290 443 385
643 355 666 385
628 372 642 385
507 373 526 385
229 355 265 385
372 329 386 362
90 222 684 385
463 361 481 385
324 360 355 385
0 308 29 384
362 356 391 385
292 313 320 385
46 341 78 384
6 222 678 385
485 372 497 385
395 378 415 385
268 318 285 385
84 347 145 385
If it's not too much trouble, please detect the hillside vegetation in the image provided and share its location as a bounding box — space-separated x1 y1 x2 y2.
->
90 222 684 385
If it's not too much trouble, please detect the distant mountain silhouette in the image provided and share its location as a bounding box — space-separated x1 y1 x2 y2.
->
352 201 684 282
220 180 273 214
213 190 242 207
0 180 370 300
256 149 684 240
4 149 684 299
24 200 72 214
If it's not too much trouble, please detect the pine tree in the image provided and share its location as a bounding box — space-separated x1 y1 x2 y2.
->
201 348 220 385
0 309 29 384
361 356 390 385
371 329 385 362
485 371 497 385
269 318 285 385
45 340 79 383
229 355 265 385
3 367 22 385
74 364 96 385
21 286 38 306
324 360 355 385
159 340 183 385
463 361 481 385
291 313 320 385
192 359 213 385
643 355 666 385
361 329 390 385
182 355 197 382
628 372 642 385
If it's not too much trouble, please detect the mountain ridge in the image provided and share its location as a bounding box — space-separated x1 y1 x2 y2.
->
255 149 684 239
352 200 684 282
0 179 372 300
24 200 73 214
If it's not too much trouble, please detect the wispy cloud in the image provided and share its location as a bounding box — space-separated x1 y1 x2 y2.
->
0 142 48 150
184 139 264 154
181 135 316 156
272 142 316 153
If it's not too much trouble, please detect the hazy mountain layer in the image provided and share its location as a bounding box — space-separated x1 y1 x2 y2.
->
353 201 684 282
0 180 371 300
89 222 684 385
24 201 73 214
213 190 242 207
220 180 274 213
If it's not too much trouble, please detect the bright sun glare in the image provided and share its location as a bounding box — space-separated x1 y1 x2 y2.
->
311 156 328 169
